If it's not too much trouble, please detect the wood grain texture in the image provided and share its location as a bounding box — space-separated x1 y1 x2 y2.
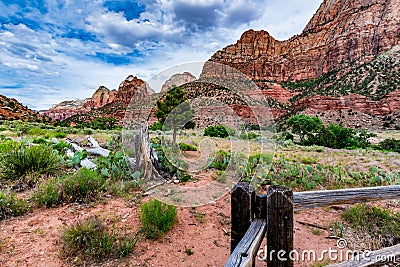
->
267 186 294 267
293 185 400 210
231 182 256 253
225 219 267 267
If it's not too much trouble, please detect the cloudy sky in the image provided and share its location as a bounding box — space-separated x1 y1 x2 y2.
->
0 0 321 110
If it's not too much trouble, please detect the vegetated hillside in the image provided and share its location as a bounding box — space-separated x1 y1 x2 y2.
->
202 0 400 129
286 46 400 101
0 94 51 123
63 81 265 129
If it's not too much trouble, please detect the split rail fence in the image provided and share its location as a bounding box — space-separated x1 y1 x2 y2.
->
225 183 400 267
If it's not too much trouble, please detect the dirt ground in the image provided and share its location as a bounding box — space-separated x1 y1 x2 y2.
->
0 192 350 267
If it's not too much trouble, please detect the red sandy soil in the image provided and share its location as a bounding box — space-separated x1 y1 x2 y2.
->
0 193 346 267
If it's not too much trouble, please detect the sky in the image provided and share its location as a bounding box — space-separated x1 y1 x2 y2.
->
0 0 322 110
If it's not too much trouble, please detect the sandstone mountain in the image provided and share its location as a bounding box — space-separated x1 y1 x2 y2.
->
60 73 198 126
43 75 153 121
161 72 197 92
0 94 51 122
201 0 400 129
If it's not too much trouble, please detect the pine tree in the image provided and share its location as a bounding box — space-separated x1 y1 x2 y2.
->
154 86 194 145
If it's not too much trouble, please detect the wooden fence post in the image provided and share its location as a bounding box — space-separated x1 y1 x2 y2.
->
231 182 255 253
267 185 294 267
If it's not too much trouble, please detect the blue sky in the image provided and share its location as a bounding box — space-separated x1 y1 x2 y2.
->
0 0 321 110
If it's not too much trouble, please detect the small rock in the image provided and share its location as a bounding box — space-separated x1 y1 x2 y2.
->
173 179 180 184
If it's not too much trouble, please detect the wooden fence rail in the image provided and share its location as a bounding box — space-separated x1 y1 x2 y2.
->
226 184 400 267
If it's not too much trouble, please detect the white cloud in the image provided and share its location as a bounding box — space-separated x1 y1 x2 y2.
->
0 0 323 110
3 62 39 71
86 11 183 49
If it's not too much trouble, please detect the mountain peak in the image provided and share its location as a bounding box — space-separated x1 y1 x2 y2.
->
204 0 400 82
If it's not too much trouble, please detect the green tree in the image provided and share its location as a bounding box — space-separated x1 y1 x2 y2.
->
286 114 323 145
154 86 194 145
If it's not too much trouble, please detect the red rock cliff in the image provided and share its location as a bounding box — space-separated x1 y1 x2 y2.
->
203 0 400 82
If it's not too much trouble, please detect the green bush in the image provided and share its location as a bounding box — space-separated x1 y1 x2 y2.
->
286 114 376 149
52 140 72 154
239 132 260 140
61 168 105 203
0 144 62 181
0 190 31 219
83 128 93 135
53 132 67 138
27 127 46 136
32 137 47 144
204 125 235 138
150 121 163 131
301 156 318 164
32 177 62 208
179 142 197 151
374 138 400 152
62 216 136 263
208 150 231 170
140 199 177 240
0 139 19 153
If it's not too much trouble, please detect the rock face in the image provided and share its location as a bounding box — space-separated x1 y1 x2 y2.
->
201 0 400 129
41 99 90 121
204 0 400 82
295 90 400 115
83 86 117 109
115 75 153 104
43 75 153 121
161 72 197 92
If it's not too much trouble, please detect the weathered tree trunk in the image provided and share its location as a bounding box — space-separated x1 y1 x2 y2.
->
135 122 161 181
173 127 177 146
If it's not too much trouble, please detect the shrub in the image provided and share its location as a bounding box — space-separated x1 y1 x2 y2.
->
301 156 318 164
61 216 136 263
32 137 47 144
83 128 93 135
53 132 67 138
204 125 235 138
239 132 260 140
32 177 62 208
0 144 62 181
375 138 400 152
0 190 30 219
52 140 72 154
342 204 400 246
90 118 118 130
0 139 19 153
61 168 105 203
179 142 197 151
151 121 163 131
208 150 231 170
27 127 46 136
140 199 177 240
